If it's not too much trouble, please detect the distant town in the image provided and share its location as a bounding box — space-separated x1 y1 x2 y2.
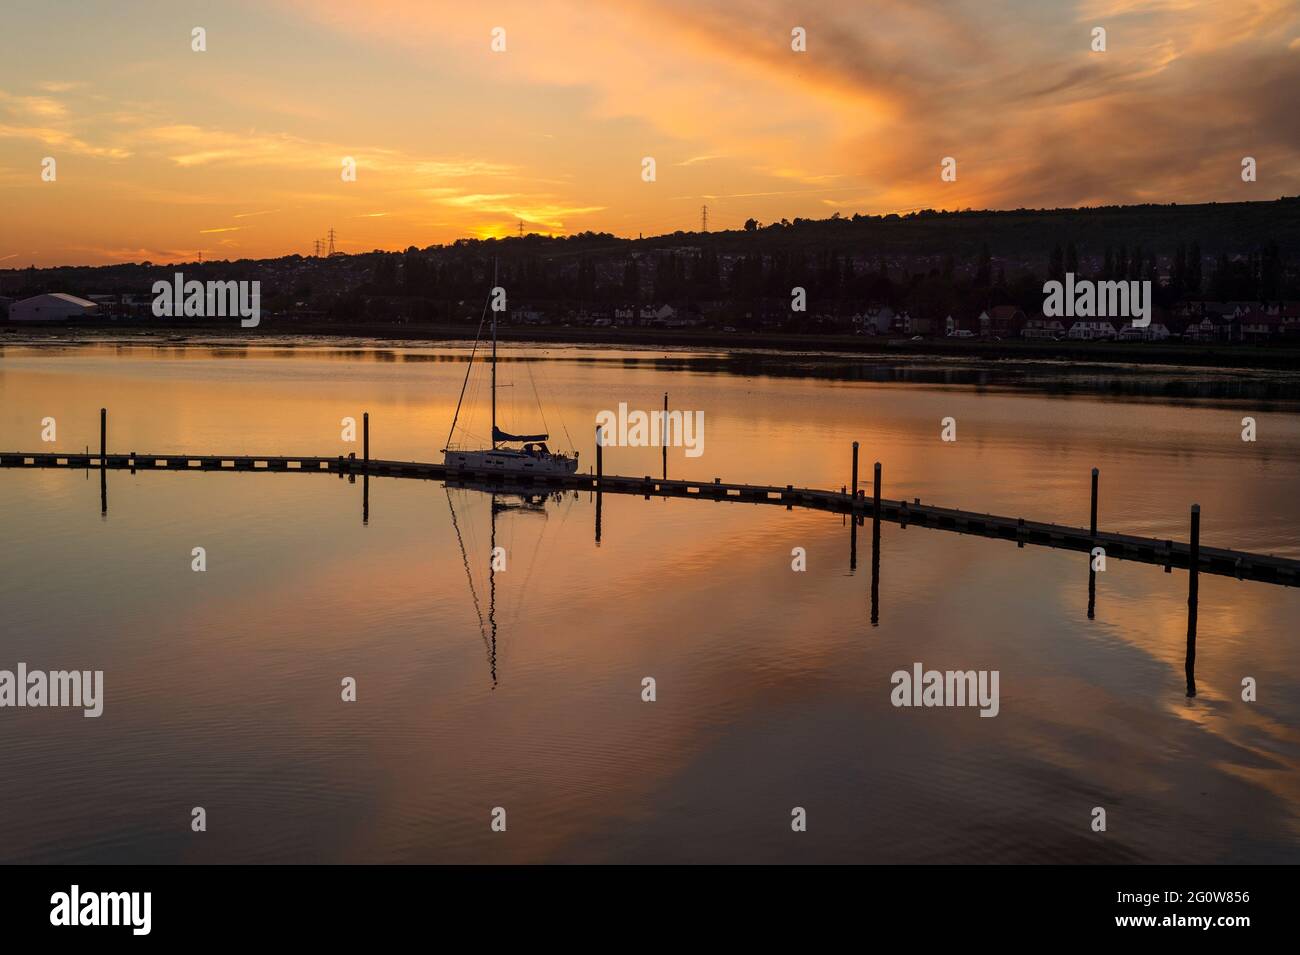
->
4 198 1300 351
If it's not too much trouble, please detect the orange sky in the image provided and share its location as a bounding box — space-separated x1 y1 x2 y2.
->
1 0 1298 266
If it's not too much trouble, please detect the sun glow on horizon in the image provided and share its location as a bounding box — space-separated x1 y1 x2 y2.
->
0 0 1298 266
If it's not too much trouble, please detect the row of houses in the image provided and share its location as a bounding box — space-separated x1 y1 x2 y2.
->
944 303 1300 343
8 291 1300 344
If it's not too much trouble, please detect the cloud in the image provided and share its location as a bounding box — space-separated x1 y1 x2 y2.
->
5 0 1299 265
285 0 1300 213
674 154 725 167
0 89 132 158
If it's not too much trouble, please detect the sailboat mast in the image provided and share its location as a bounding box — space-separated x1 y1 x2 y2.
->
491 260 498 450
488 491 498 688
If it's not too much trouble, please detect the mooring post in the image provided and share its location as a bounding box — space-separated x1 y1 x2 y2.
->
873 461 881 517
595 423 603 488
1087 566 1096 620
99 408 106 465
363 412 369 467
662 392 668 480
849 506 858 572
1186 503 1200 697
1090 467 1099 540
871 504 881 627
851 441 859 503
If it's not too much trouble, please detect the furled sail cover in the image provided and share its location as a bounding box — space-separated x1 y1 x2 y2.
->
494 426 549 443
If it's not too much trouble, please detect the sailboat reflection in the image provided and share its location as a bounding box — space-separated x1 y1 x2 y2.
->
444 481 573 689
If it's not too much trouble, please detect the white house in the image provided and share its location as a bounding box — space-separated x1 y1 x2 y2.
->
639 304 676 325
9 293 99 322
1067 319 1118 340
1021 316 1065 339
860 305 894 335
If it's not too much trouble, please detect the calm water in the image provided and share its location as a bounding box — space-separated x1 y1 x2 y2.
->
1 343 1298 863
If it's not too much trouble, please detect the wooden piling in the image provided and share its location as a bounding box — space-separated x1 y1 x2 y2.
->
99 408 106 465
849 508 858 571
1090 467 1099 539
595 423 603 487
873 462 881 517
1185 503 1200 696
363 412 369 466
662 392 668 480
871 505 881 626
851 441 859 502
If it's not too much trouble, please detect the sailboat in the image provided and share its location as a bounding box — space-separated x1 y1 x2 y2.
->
442 264 579 476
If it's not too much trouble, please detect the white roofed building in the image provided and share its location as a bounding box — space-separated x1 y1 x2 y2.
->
8 293 100 322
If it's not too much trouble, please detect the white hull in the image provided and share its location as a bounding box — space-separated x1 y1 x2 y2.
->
444 448 579 476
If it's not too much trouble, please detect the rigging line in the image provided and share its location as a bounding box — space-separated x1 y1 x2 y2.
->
445 486 489 653
525 360 551 439
529 355 576 453
442 290 492 451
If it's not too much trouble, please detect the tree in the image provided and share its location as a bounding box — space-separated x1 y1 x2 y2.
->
974 243 991 288
744 218 758 231
622 257 640 299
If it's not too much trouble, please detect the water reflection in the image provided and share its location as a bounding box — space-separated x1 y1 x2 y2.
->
443 482 573 689
85 455 1214 702
4 344 1296 863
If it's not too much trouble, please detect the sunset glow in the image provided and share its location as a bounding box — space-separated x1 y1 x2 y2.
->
1 0 1298 265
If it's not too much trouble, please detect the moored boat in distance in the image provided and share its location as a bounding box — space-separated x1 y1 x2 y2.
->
442 263 579 476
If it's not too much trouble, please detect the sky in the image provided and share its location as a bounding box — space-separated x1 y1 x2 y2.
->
1 0 1298 266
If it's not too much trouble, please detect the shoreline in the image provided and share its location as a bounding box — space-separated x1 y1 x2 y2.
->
5 320 1300 372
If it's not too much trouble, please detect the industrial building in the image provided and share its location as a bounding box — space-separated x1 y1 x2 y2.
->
7 293 100 322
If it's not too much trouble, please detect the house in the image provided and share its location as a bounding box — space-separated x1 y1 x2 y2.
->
1277 303 1300 337
979 305 1025 338
945 312 979 336
853 305 894 335
1240 310 1283 342
1067 319 1118 340
903 313 934 336
639 304 677 326
1021 315 1065 340
8 293 99 322
1181 312 1240 342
